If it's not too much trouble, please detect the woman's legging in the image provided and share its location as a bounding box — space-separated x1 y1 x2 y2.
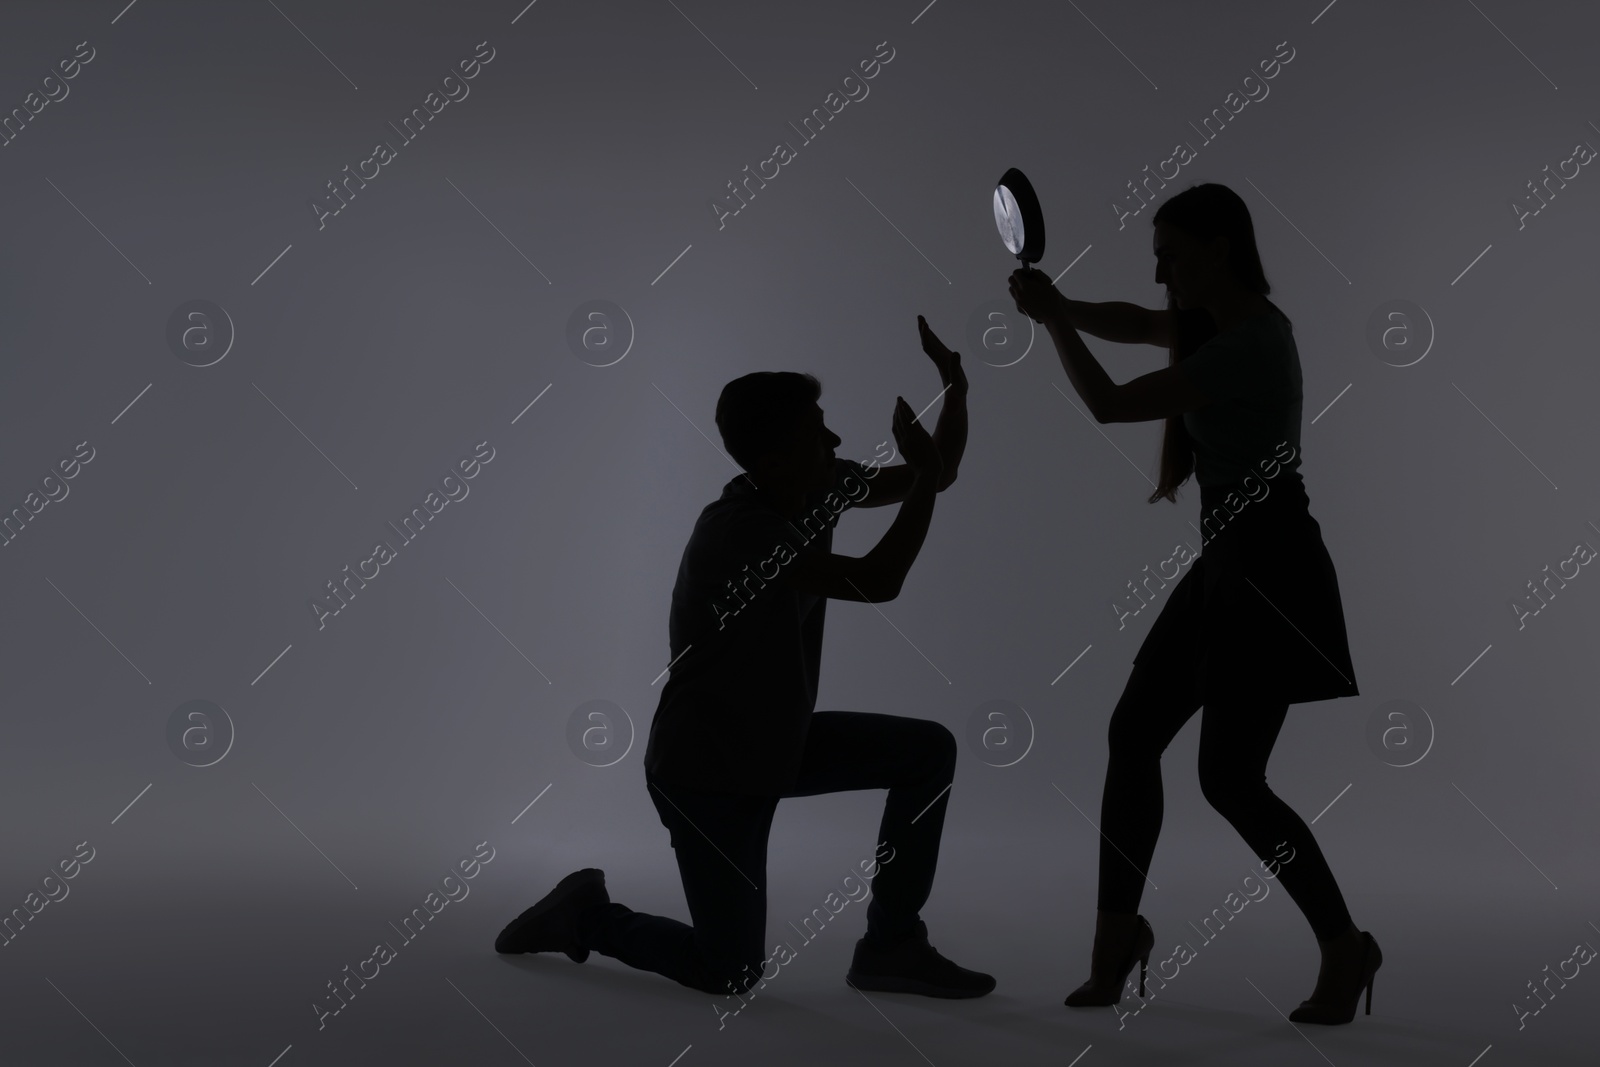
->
1096 661 1355 942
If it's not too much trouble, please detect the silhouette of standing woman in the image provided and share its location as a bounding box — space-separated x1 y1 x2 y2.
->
1008 182 1379 1026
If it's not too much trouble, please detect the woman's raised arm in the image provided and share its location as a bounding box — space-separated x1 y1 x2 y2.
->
1060 299 1169 347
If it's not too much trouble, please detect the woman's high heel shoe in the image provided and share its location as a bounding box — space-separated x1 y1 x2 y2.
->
1064 912 1155 1006
1288 930 1382 1025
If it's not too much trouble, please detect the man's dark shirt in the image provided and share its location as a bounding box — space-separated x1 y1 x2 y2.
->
644 458 873 795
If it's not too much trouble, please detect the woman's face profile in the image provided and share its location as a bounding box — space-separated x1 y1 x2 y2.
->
1153 221 1227 309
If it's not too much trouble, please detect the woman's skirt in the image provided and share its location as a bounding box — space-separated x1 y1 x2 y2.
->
1133 471 1359 705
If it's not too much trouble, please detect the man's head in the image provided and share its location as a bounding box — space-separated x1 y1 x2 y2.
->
716 371 841 493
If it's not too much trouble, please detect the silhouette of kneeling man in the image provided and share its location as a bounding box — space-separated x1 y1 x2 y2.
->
495 317 994 1000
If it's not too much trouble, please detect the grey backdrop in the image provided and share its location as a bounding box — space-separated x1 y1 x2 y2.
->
2 1 1597 1065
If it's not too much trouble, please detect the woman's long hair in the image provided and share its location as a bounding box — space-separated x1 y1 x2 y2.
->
1148 183 1286 504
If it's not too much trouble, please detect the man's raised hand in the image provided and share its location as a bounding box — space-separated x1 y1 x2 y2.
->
917 315 968 398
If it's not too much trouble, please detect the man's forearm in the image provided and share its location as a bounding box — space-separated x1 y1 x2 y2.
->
1061 299 1150 344
930 390 967 486
862 474 937 593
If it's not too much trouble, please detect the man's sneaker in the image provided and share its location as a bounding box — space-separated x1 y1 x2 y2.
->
494 868 608 962
845 920 995 998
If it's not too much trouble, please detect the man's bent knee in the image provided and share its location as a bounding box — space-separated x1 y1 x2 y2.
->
926 720 957 767
1107 710 1160 762
706 957 768 996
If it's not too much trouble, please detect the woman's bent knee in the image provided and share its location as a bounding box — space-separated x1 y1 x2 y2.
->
1197 765 1267 819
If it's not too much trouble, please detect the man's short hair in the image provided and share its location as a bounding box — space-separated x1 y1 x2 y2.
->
715 371 822 472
